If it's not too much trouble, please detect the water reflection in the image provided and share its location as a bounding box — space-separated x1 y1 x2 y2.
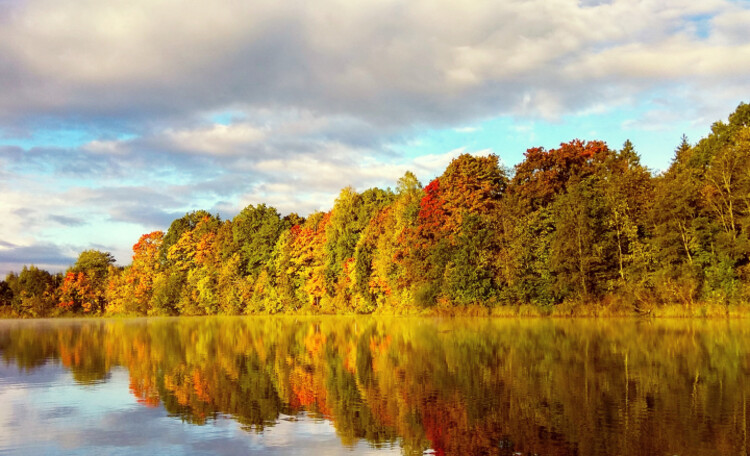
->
0 317 749 455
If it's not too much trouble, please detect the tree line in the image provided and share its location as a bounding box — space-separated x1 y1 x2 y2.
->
2 103 749 316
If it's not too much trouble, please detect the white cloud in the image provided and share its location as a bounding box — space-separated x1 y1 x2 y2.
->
454 127 480 133
164 123 266 156
569 40 750 80
0 0 747 126
82 140 129 155
709 7 750 45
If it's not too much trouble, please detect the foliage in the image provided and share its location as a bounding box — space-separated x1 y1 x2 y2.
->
5 266 60 317
6 103 750 316
57 249 116 314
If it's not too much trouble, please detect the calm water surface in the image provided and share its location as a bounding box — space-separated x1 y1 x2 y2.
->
0 317 748 455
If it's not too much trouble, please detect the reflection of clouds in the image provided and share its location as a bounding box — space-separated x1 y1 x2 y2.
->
40 406 76 420
0 385 29 435
0 365 401 455
0 361 69 385
64 405 196 450
242 414 400 456
0 365 67 455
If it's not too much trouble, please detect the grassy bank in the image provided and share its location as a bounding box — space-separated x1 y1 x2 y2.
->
4 301 750 319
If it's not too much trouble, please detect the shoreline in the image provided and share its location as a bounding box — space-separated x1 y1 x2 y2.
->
3 302 750 319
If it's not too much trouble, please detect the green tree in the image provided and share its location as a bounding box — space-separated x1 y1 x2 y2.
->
0 280 12 308
352 172 423 312
550 176 609 299
324 187 395 309
71 250 116 278
6 266 59 317
232 204 287 278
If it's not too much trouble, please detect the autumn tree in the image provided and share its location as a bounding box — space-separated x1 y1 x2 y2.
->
295 212 331 310
499 140 617 305
405 154 507 307
167 215 223 315
106 232 163 314
511 140 611 209
159 210 218 265
348 172 423 312
59 250 115 314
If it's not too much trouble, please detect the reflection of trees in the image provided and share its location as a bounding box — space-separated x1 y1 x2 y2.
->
1 318 749 455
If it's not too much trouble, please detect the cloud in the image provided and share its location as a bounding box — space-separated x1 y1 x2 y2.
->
48 215 86 227
0 173 186 274
0 0 746 131
1 0 749 274
163 123 267 156
454 127 480 133
0 241 77 274
107 206 184 228
709 7 750 45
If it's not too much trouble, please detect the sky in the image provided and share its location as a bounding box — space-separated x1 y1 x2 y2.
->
1 0 749 275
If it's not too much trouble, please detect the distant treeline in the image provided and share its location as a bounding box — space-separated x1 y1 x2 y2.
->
2 103 749 317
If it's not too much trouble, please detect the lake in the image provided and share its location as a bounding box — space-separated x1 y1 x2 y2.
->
0 317 748 455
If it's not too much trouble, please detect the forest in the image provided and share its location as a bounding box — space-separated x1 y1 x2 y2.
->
1 103 749 317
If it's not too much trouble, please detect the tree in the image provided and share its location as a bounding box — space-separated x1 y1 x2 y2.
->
499 141 618 306
550 176 609 299
106 232 163 314
599 141 654 291
648 104 750 305
7 266 59 316
232 204 287 278
406 154 507 307
66 250 115 313
59 250 116 314
323 187 394 309
0 280 12 308
511 140 611 209
160 210 218 264
59 272 100 313
166 216 223 315
353 172 423 312
72 250 116 278
694 103 750 303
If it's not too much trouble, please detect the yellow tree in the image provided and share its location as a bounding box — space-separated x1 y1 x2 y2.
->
106 231 164 314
